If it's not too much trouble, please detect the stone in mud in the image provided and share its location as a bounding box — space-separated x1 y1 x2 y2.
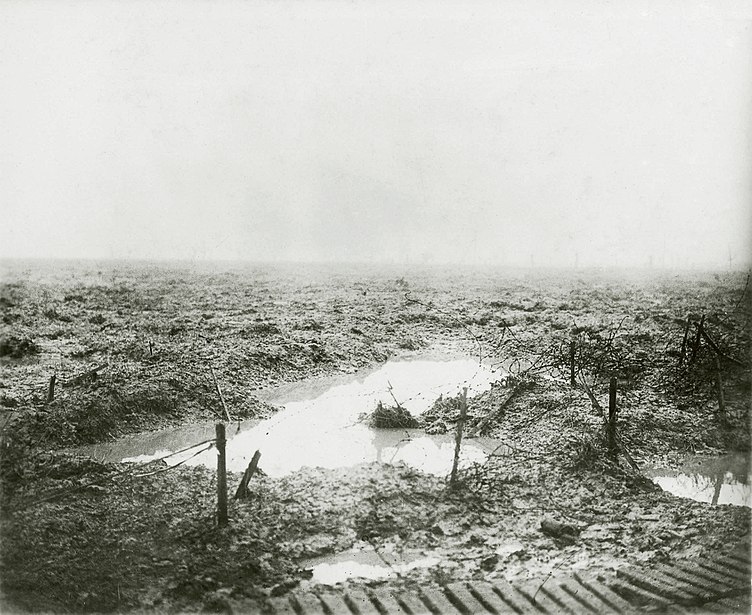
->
467 533 486 546
269 580 299 597
495 542 526 558
202 589 233 613
540 517 580 539
480 554 499 571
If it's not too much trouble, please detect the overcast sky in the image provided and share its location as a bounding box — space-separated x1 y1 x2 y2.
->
1 0 750 268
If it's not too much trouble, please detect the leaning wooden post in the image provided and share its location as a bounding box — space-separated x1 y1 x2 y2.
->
569 340 576 387
216 423 228 526
608 377 617 453
46 373 56 404
450 387 468 489
234 450 261 500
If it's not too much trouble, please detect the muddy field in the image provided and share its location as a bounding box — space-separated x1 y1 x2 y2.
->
1 259 750 613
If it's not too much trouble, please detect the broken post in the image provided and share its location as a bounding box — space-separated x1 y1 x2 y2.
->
608 377 617 453
234 450 261 500
64 363 107 388
216 423 228 526
450 387 468 489
699 323 747 368
569 340 576 387
468 382 524 437
46 374 56 404
678 316 691 367
689 315 705 365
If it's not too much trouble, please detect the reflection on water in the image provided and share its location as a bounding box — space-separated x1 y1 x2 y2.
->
302 549 441 584
644 453 751 507
76 356 503 476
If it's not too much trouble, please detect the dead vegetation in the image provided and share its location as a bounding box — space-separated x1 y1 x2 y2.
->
367 401 419 428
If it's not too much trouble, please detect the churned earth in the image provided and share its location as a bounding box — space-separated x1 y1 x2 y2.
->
0 260 749 613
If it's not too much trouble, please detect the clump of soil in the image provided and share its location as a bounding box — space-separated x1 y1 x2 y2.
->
421 392 465 424
368 401 419 428
421 392 466 433
0 335 38 358
424 392 463 419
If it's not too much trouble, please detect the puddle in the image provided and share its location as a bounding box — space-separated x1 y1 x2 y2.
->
302 548 441 584
77 355 504 477
301 539 532 584
643 453 751 507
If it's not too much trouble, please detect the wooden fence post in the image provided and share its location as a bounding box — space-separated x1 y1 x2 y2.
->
211 368 232 422
216 423 228 526
714 355 726 420
678 316 691 367
46 374 56 404
569 340 576 387
689 315 705 365
608 377 617 453
450 387 468 489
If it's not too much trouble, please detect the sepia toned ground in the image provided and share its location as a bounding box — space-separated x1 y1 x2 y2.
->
0 260 749 613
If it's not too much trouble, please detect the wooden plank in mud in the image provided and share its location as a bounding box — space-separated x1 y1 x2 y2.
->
616 567 700 604
489 579 541 614
666 560 741 591
541 581 596 614
516 581 563 614
291 592 326 615
572 573 636 613
344 590 381 615
418 587 464 614
556 578 623 614
697 557 750 585
396 590 432 615
465 581 519 614
267 596 298 615
318 592 354 615
653 562 730 600
609 578 673 609
361 589 399 615
444 582 492 614
709 553 751 575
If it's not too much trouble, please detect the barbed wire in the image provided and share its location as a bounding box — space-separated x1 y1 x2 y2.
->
404 291 484 366
6 437 217 512
130 442 214 478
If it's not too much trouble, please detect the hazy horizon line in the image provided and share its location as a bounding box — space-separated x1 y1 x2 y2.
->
1 255 750 275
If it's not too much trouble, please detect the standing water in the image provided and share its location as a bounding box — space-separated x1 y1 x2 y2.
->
643 453 751 507
77 356 504 476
